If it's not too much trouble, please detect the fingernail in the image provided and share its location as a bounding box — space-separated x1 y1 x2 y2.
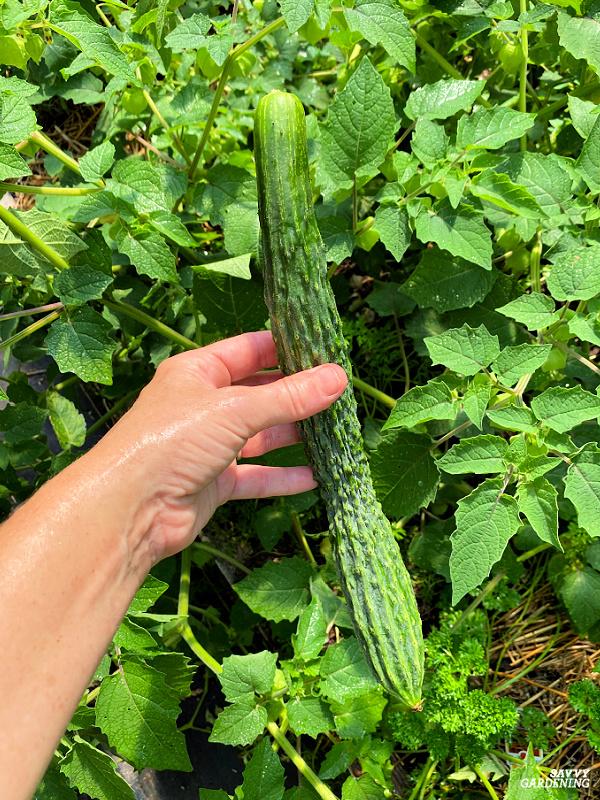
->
310 364 347 396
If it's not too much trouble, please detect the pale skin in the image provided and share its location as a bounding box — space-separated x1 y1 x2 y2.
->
0 330 348 800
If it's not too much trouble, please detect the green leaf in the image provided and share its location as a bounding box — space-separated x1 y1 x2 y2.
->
150 652 195 699
193 253 252 280
128 574 169 614
0 92 36 143
492 343 552 386
164 11 211 51
383 379 456 430
241 738 285 800
438 434 509 475
450 478 521 603
470 171 542 218
564 444 600 537
462 375 493 430
557 10 600 76
193 271 266 334
319 741 357 780
287 696 334 738
60 738 135 800
117 228 177 283
317 57 397 197
487 404 538 433
366 283 414 317
425 323 500 375
531 386 600 433
234 556 314 622
278 0 312 32
319 638 379 704
547 243 600 301
109 159 170 213
0 142 30 178
95 659 191 771
405 78 485 121
198 163 256 225
342 774 387 800
505 746 571 800
496 292 559 331
331 689 386 739
209 700 268 746
414 200 492 269
371 430 439 517
576 114 600 193
0 403 47 444
374 204 411 261
144 211 196 248
50 0 136 82
55 265 113 306
343 0 414 70
411 119 448 166
113 617 158 653
223 200 259 256
456 107 535 150
36 763 77 800
401 249 496 312
293 597 328 661
569 94 600 139
45 306 116 385
516 477 561 550
79 141 114 183
495 153 572 218
47 391 86 450
219 651 278 703
568 312 600 346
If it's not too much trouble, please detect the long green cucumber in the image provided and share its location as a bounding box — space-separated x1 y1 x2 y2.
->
254 90 424 708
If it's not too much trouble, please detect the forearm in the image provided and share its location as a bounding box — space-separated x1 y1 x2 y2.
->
0 444 154 799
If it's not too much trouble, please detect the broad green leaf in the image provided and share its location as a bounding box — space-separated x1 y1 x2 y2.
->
293 597 328 661
319 741 357 780
487 404 538 433
318 214 354 263
495 153 572 218
47 392 85 449
568 311 600 346
371 430 439 517
517 477 561 550
45 307 116 385
531 386 600 433
456 107 535 150
425 323 500 375
60 738 135 800
374 205 411 261
365 283 414 317
383 379 456 430
209 700 267 746
414 200 492 269
287 696 334 737
109 159 170 213
319 638 378 704
128 575 169 614
50 0 136 82
405 78 485 121
193 253 252 280
219 651 278 703
234 556 314 622
222 200 259 256
317 57 397 197
470 172 542 218
331 689 386 739
505 746 572 800
193 271 266 333
198 164 256 225
164 11 211 50
569 94 600 139
492 343 552 386
438 434 509 475
462 375 493 430
0 92 36 143
95 659 191 771
496 292 559 330
118 228 177 283
557 10 600 76
450 478 521 604
79 141 114 182
564 444 600 537
547 243 600 301
578 115 600 193
55 265 113 306
0 403 47 444
113 617 157 653
146 211 196 248
150 652 195 699
278 0 312 32
35 763 77 800
555 566 600 638
199 791 230 800
241 739 285 800
342 774 387 800
411 119 448 166
401 249 496 312
0 142 30 178
0 386 7 402
344 0 414 70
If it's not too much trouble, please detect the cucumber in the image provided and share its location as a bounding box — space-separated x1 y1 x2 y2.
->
255 90 424 708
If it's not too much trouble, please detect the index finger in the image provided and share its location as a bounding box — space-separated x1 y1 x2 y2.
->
175 331 279 387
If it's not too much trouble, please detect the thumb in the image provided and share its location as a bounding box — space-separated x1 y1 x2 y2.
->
236 363 348 435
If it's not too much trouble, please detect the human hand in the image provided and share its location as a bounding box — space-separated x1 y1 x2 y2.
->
92 330 347 566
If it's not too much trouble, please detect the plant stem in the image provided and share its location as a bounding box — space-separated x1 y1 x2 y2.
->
29 130 82 177
0 302 63 321
352 375 396 409
453 572 504 630
407 756 437 800
189 17 286 180
141 83 191 167
1 182 99 195
516 542 552 562
291 512 317 566
104 298 197 350
530 228 542 293
0 310 62 350
178 547 222 675
519 0 529 150
473 764 500 800
0 205 70 270
266 721 339 800
193 541 250 574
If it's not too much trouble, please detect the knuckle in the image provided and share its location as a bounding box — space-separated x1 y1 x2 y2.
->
280 379 308 419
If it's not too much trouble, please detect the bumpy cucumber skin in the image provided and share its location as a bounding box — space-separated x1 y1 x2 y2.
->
255 90 424 708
